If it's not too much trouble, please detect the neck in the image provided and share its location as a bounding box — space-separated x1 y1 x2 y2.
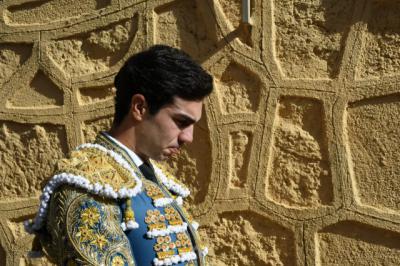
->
108 121 149 161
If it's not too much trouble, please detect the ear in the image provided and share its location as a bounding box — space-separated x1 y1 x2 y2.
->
130 94 147 121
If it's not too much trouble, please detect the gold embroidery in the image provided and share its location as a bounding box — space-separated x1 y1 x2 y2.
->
66 189 134 265
161 243 169 252
164 206 184 226
154 244 162 252
176 232 193 250
157 250 175 259
42 186 135 265
145 207 170 232
56 148 137 192
75 226 95 242
153 231 195 260
145 182 165 201
111 255 126 266
169 219 183 226
80 206 100 226
91 234 108 249
178 247 191 254
148 223 167 231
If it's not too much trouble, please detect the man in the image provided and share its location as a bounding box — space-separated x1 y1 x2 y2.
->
25 45 213 266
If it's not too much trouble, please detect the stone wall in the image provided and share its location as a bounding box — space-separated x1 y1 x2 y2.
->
0 0 400 265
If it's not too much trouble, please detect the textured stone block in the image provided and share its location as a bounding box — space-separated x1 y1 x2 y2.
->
7 217 29 242
216 62 260 114
219 0 241 29
0 44 32 86
82 116 113 143
357 1 400 78
266 97 332 208
154 0 216 60
218 0 254 46
199 211 295 265
0 244 5 266
47 18 137 77
19 254 56 266
229 131 252 188
317 221 400 265
347 95 400 212
7 70 63 108
274 0 354 78
78 85 115 105
4 0 111 26
0 122 67 199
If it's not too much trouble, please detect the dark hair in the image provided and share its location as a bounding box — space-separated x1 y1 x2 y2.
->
113 45 213 125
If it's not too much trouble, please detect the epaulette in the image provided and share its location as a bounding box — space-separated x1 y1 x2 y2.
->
25 143 143 233
56 147 140 194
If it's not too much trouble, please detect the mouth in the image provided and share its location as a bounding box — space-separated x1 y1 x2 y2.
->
169 147 180 155
164 147 180 156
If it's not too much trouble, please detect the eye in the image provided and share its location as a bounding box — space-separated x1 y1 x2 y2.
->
173 117 192 129
174 119 187 128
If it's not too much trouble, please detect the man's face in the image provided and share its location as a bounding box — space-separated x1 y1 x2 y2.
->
136 97 203 161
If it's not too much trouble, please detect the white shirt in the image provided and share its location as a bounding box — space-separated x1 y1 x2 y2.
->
103 132 144 167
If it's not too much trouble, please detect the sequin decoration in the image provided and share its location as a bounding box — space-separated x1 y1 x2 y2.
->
146 182 167 201
67 197 127 263
152 232 195 261
109 253 129 266
145 209 167 231
175 232 194 254
164 206 183 226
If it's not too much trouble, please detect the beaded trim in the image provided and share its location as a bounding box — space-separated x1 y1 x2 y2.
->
152 196 183 207
25 143 143 233
153 165 190 198
153 252 197 266
154 198 174 207
25 172 142 233
147 223 188 238
74 144 190 199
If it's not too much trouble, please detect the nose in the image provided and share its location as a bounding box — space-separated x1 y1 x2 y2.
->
178 125 194 145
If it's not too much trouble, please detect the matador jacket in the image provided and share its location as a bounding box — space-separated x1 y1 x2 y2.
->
25 132 208 266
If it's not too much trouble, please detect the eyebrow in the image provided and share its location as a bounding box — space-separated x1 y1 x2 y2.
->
174 113 197 124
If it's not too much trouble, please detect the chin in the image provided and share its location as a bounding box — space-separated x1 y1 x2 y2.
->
152 153 167 161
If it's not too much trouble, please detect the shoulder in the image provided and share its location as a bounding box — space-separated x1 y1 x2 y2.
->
56 145 141 195
25 144 142 232
52 144 143 199
43 185 135 265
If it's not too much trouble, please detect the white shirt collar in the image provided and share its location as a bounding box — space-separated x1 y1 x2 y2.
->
103 132 143 167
